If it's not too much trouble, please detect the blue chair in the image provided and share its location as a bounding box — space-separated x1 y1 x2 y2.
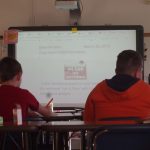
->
90 124 150 150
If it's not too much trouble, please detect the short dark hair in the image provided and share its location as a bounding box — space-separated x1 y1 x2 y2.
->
0 57 22 83
116 50 143 74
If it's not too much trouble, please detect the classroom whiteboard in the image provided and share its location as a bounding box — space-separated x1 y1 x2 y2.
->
8 26 144 105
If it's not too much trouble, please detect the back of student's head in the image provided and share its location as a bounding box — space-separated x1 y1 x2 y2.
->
0 57 22 83
115 50 143 75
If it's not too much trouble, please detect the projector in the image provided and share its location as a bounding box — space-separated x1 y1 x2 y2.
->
55 0 78 10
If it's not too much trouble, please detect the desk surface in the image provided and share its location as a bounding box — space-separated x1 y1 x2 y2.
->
40 121 102 132
40 120 149 132
0 121 46 132
27 113 83 122
1 120 148 132
0 120 149 150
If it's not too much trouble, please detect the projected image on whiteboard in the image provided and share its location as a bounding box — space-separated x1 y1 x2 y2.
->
16 30 136 104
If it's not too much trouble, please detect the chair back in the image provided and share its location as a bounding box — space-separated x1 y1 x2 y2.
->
90 124 150 150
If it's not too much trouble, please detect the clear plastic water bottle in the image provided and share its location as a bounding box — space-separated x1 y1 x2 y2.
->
0 116 3 125
13 104 22 125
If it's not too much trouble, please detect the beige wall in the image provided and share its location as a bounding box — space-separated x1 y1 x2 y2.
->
0 0 32 34
0 0 150 34
1 0 150 79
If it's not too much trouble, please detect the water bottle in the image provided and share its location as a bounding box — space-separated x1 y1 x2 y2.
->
0 116 3 125
13 104 22 125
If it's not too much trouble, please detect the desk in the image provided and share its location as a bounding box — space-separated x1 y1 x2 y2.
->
27 113 83 149
40 121 101 150
54 106 84 114
41 121 100 132
40 120 145 150
27 112 83 150
0 122 41 150
27 113 83 122
0 122 39 131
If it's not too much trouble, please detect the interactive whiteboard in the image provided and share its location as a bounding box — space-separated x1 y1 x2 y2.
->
8 26 144 105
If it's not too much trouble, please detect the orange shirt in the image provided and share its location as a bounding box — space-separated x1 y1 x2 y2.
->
84 80 150 122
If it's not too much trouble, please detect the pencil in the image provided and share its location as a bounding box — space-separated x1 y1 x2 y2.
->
46 98 53 107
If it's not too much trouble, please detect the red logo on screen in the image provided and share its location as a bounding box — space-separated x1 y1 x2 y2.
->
64 61 87 80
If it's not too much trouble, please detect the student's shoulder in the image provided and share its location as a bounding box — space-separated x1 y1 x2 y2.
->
137 80 150 91
95 80 107 89
90 80 106 94
14 87 32 95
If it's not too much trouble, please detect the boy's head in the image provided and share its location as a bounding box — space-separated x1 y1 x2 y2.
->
0 57 22 86
115 50 143 79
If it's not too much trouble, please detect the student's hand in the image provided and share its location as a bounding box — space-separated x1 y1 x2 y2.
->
45 103 53 113
44 105 57 116
28 109 42 117
37 104 54 117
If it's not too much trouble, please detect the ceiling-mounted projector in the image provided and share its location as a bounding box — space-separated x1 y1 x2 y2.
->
55 0 79 10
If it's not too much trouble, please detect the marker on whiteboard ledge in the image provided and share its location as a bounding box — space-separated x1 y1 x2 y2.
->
46 98 53 107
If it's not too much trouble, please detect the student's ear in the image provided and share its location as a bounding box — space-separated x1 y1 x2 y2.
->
135 68 142 79
16 72 22 81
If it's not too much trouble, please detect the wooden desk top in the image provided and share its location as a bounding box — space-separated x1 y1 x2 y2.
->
40 121 102 132
27 113 83 122
0 120 149 132
0 121 99 132
0 123 38 132
0 113 83 132
40 120 150 132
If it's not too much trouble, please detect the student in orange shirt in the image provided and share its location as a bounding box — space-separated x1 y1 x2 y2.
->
84 50 150 122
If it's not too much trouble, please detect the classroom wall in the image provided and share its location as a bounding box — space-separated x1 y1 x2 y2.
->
0 0 150 79
1 0 150 33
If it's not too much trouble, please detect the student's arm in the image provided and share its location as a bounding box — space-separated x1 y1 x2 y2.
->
28 104 56 117
37 104 56 117
24 90 56 117
83 95 95 122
